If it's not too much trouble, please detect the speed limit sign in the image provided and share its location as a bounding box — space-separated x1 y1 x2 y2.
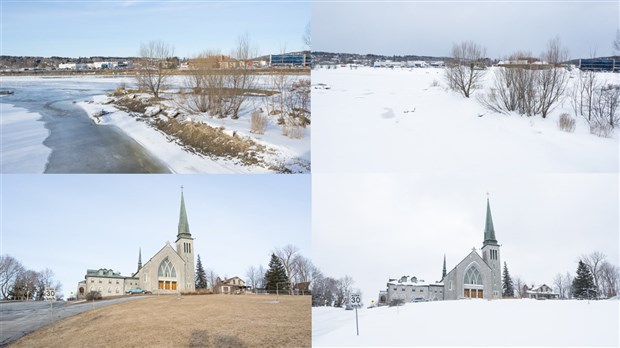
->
349 293 362 308
44 287 56 301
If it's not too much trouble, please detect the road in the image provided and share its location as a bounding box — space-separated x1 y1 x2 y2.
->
0 297 150 347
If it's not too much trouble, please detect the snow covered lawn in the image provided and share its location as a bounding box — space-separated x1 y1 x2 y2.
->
312 67 618 173
0 103 51 173
313 299 619 346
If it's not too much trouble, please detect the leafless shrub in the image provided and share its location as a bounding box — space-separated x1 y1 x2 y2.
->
135 40 174 98
250 110 267 134
430 79 440 87
445 41 487 98
557 113 576 132
592 84 620 129
479 38 568 118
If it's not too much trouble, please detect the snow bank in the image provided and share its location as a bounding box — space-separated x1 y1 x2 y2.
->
312 67 618 173
313 299 619 346
1 104 51 173
78 96 269 173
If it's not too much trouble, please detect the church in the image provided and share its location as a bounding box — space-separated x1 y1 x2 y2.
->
77 191 196 298
378 197 502 305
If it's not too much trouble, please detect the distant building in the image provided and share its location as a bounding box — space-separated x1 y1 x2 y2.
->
215 276 248 294
373 60 403 68
269 53 312 67
579 58 618 72
523 284 559 300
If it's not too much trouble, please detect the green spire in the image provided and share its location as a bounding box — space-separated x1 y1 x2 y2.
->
177 188 191 239
483 196 498 246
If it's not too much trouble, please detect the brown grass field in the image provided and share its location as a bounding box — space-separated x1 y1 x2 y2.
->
11 294 310 348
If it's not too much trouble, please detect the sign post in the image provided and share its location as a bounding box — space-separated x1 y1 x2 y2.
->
349 293 362 336
44 287 56 328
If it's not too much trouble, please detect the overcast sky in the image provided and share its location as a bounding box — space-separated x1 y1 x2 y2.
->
313 173 619 302
1 174 311 297
313 1 619 59
2 0 310 58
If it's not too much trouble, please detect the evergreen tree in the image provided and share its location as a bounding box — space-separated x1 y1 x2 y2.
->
265 253 289 292
502 261 514 298
572 260 596 299
195 254 207 289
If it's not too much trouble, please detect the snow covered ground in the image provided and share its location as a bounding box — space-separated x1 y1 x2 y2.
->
312 67 618 173
313 299 620 347
0 103 51 173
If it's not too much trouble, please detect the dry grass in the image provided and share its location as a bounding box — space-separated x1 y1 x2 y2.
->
11 294 310 348
155 119 270 167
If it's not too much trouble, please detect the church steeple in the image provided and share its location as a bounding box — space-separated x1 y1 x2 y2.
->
442 254 447 280
483 195 498 246
177 187 191 239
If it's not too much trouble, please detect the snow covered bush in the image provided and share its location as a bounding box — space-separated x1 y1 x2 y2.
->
557 113 576 133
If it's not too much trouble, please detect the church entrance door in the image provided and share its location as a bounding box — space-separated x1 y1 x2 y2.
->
477 289 483 298
464 289 470 298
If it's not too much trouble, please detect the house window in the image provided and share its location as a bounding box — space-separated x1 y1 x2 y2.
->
449 281 453 290
91 280 94 283
109 280 112 284
116 281 119 284
402 288 405 291
108 287 111 293
116 288 120 293
99 280 102 283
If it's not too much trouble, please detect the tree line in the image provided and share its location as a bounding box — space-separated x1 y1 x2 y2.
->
501 251 619 299
194 244 312 295
0 254 63 300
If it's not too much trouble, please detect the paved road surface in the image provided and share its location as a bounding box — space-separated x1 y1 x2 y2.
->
0 297 150 346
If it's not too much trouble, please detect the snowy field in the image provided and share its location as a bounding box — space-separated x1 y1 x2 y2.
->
313 299 620 347
312 67 619 173
0 103 51 173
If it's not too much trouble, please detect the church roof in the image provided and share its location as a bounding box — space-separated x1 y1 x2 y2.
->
483 197 498 246
177 190 191 239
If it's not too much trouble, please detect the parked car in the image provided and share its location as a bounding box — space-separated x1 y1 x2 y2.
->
125 288 145 295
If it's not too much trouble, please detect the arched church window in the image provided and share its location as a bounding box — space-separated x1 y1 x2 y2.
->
158 258 177 278
464 266 483 285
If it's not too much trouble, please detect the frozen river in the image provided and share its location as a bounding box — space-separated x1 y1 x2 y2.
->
0 76 170 173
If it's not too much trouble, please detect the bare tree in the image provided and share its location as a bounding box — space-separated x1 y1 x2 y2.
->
535 37 569 118
599 261 619 298
336 275 354 307
257 264 266 289
513 276 524 298
205 268 218 291
303 21 311 48
136 40 174 98
0 255 24 300
445 41 487 98
564 272 574 299
246 265 258 292
581 251 606 296
293 254 313 285
227 33 258 119
553 273 565 299
275 244 300 294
